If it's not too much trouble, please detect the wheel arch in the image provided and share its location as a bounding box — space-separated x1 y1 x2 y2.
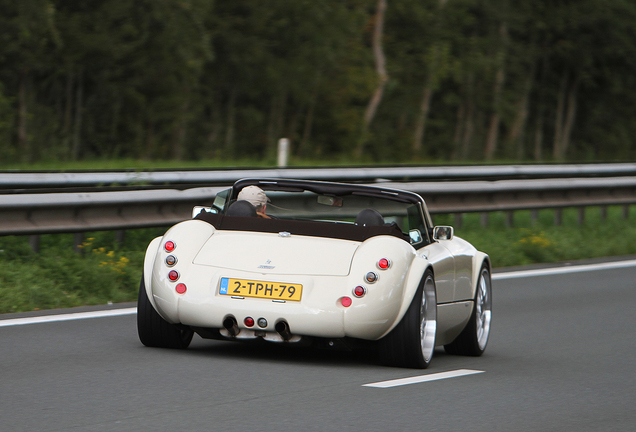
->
378 255 434 339
143 236 163 312
142 219 217 322
470 252 491 300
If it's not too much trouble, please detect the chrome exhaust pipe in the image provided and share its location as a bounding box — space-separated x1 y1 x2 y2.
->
222 316 239 337
275 321 292 341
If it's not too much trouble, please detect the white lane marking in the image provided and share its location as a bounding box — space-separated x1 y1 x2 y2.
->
0 308 136 328
492 259 636 280
2 260 635 328
363 369 484 388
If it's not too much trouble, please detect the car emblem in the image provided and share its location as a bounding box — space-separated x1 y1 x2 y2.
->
258 259 275 270
279 231 291 237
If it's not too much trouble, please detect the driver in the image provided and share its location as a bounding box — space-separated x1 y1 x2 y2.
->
237 185 270 218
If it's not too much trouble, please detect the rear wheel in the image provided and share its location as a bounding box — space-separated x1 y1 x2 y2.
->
444 263 492 356
137 278 193 349
379 269 437 368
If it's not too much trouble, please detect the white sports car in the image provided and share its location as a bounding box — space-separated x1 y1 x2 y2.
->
138 179 492 368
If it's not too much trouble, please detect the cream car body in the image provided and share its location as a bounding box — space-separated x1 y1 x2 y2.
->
138 179 492 368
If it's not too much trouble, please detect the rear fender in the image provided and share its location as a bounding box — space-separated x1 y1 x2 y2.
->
144 220 216 322
143 236 163 312
378 254 431 339
470 252 491 299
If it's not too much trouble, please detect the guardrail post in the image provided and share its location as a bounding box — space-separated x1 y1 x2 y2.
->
600 206 607 220
480 213 489 228
554 209 562 226
505 211 514 227
116 230 126 245
623 205 630 219
577 207 585 225
74 233 84 254
454 213 463 229
531 209 538 225
29 235 40 253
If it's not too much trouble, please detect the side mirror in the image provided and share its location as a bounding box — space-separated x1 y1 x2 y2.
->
433 226 454 241
192 206 216 218
409 229 423 244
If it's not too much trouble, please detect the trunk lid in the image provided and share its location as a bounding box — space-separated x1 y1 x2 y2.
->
192 231 359 276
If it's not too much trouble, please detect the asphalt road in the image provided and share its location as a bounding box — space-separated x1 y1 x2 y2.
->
1 260 635 432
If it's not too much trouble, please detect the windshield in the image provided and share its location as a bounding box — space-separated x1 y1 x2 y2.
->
232 187 428 245
267 190 402 221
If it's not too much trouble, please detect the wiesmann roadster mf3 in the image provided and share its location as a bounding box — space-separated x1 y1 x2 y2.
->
138 179 492 368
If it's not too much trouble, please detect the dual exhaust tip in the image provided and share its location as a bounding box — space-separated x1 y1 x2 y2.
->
222 316 292 341
222 316 240 337
275 320 292 341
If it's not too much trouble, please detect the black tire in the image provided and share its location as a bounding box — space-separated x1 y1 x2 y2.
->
379 269 437 368
137 277 193 349
444 262 492 356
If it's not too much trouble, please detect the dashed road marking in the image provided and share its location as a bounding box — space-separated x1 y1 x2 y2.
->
363 369 484 388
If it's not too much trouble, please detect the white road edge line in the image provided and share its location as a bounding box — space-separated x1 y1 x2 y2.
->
2 259 635 328
492 259 636 280
0 308 136 328
363 369 484 388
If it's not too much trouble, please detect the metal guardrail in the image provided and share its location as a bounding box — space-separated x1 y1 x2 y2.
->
399 177 636 213
0 187 225 235
3 163 636 190
2 177 636 236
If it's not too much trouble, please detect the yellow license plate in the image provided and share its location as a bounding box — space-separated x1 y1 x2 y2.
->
219 277 303 301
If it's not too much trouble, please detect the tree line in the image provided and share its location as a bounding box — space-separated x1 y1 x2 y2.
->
1 0 635 165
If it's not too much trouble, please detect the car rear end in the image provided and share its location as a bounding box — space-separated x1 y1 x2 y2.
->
145 219 416 343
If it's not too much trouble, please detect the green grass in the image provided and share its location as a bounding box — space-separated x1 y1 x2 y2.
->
1 157 528 171
1 205 635 314
0 157 371 171
2 158 280 171
0 228 165 314
434 205 636 267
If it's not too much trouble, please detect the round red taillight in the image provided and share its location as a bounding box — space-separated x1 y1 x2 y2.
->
365 272 378 283
341 297 352 307
244 317 255 327
353 286 366 298
175 283 187 294
378 258 390 270
164 241 176 252
168 270 179 281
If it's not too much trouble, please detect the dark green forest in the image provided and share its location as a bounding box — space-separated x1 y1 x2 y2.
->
2 0 636 166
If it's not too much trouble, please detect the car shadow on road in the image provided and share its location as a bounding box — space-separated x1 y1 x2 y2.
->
183 335 384 369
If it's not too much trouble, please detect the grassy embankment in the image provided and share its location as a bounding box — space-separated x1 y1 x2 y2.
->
1 156 529 171
1 205 635 314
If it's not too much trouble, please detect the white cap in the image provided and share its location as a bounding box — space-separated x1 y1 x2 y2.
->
237 185 269 207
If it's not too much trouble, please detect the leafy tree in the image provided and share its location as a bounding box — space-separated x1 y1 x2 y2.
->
0 0 635 165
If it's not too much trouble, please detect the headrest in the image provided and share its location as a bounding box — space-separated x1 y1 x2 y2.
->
355 208 384 226
227 200 257 217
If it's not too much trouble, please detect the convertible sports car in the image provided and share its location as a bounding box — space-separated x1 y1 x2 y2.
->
138 178 492 368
